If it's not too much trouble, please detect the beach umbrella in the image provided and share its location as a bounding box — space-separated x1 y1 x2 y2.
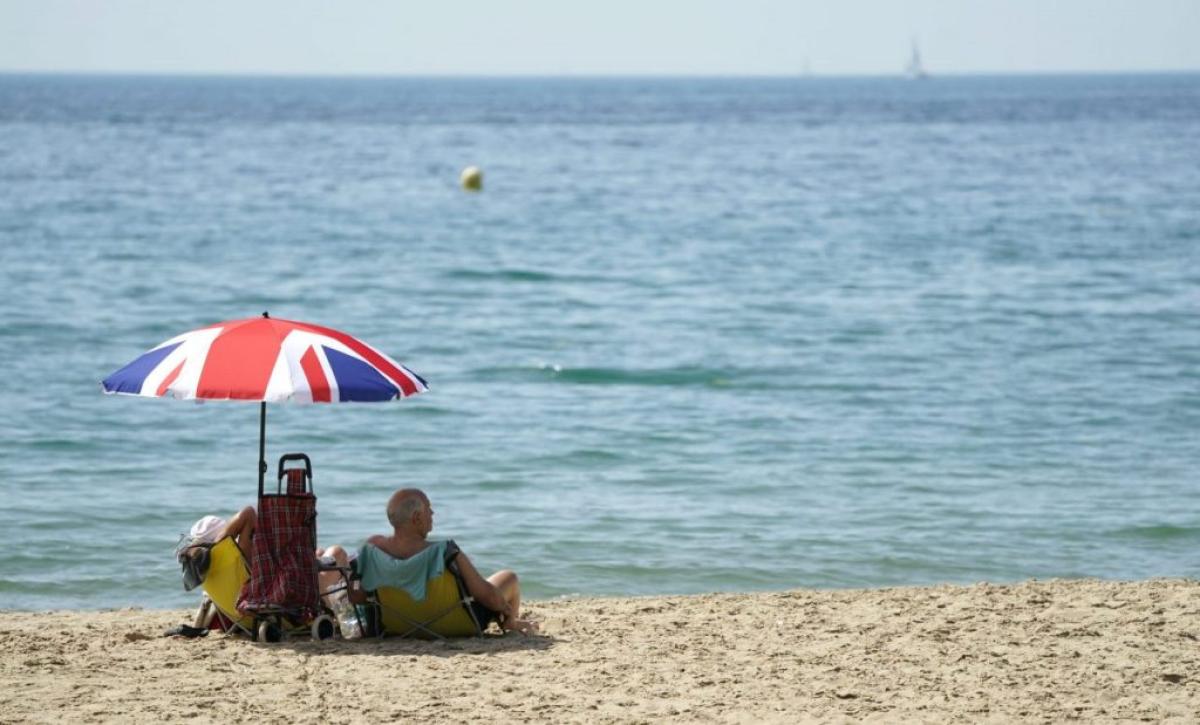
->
101 313 428 491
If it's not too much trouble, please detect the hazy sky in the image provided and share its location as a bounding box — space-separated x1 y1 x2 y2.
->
1 0 1197 76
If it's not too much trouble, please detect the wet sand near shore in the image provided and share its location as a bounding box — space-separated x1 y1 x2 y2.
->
2 578 1197 722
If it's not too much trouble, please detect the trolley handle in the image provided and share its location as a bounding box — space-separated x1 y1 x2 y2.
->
276 452 314 495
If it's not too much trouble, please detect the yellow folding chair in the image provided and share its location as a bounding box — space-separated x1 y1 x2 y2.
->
364 541 485 639
200 537 255 635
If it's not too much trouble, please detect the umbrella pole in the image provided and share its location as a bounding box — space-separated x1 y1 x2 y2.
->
258 401 267 498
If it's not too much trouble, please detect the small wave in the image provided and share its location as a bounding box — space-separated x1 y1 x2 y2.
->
395 405 453 417
94 250 141 261
471 479 527 492
564 448 624 462
116 284 158 300
1109 524 1200 542
0 321 78 338
468 364 740 388
532 448 625 465
28 438 100 452
441 268 561 283
440 267 614 286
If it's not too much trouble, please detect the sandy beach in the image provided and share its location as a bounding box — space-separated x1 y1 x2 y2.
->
2 578 1197 723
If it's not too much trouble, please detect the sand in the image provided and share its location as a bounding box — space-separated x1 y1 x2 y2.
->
2 578 1197 723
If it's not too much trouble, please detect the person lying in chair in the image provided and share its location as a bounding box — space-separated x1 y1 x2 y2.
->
358 488 538 635
178 506 353 630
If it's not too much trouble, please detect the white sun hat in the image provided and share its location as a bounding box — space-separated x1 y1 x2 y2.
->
188 515 227 544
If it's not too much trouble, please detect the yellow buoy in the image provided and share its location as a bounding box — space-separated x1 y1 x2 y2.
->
460 166 483 191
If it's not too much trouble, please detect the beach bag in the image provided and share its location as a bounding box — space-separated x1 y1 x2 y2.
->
236 492 320 620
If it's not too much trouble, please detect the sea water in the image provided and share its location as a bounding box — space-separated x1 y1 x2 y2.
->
0 73 1197 610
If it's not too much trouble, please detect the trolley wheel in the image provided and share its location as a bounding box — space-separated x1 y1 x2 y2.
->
312 615 335 641
257 620 282 643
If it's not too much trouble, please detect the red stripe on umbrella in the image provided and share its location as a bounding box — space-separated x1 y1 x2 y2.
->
300 346 332 403
155 360 185 397
196 318 281 399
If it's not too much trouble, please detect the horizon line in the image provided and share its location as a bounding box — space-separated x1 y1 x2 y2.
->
2 68 1199 81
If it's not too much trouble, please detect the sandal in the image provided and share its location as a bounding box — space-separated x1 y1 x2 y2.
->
163 624 209 638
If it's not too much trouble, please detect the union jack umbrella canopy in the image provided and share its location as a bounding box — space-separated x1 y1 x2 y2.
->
101 313 427 490
102 314 427 403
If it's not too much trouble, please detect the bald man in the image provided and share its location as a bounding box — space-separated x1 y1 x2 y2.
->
362 488 537 634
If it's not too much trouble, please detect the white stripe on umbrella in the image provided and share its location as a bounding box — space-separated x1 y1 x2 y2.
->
155 327 222 399
280 330 341 403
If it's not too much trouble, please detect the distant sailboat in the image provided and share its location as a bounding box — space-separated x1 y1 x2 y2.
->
905 39 928 79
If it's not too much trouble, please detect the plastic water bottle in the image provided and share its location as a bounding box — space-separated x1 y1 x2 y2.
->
331 590 362 640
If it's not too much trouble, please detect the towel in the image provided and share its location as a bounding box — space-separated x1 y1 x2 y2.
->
356 541 447 602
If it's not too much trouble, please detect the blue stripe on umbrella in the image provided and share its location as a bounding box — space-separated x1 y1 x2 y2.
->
324 346 401 402
102 341 184 394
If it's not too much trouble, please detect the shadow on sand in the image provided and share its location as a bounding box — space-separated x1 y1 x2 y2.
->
248 630 556 658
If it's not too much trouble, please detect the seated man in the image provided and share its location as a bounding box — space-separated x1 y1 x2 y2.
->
359 488 538 634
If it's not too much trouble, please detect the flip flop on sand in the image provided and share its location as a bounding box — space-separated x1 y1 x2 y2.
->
163 624 208 638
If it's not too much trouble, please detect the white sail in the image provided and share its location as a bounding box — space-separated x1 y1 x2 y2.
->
906 39 928 79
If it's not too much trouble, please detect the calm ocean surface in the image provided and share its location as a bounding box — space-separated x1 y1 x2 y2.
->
0 73 1197 610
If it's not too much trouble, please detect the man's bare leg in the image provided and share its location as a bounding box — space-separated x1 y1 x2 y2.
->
488 570 539 634
316 545 351 600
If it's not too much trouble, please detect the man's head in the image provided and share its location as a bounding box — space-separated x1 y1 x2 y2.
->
386 488 433 537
